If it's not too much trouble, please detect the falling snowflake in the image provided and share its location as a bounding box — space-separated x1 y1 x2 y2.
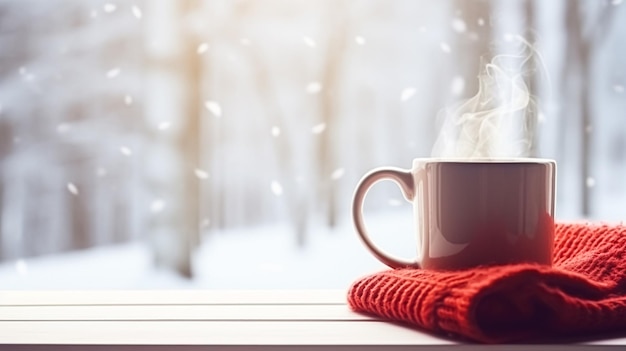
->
271 126 281 137
104 3 116 13
440 42 451 53
194 168 209 179
96 167 107 177
120 146 132 156
311 123 326 134
503 33 515 42
158 121 171 130
477 17 485 26
612 0 623 5
15 260 28 276
205 100 222 117
106 68 120 78
586 177 596 188
56 123 71 133
614 84 624 93
451 76 465 96
197 43 209 54
401 87 416 101
271 181 283 196
306 82 322 94
355 36 366 45
132 5 142 19
150 199 165 213
302 36 316 48
67 183 79 195
331 168 345 180
124 95 133 105
538 112 546 124
90 10 98 18
451 18 467 33
419 26 427 33
18 67 35 81
240 38 251 46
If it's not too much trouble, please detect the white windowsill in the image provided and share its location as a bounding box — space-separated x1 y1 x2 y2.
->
0 290 625 350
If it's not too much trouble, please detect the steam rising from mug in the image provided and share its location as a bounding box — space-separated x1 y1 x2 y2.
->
432 36 547 158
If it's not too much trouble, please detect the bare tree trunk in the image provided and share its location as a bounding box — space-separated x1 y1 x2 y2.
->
524 0 539 157
246 46 309 246
557 0 577 209
0 119 13 260
455 0 491 99
179 0 202 277
317 3 347 229
0 180 3 259
579 41 591 216
143 0 201 277
68 174 90 250
562 0 589 216
561 0 616 217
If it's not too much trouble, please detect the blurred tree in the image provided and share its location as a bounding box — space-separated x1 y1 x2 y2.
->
247 27 310 246
0 118 12 259
524 0 539 157
179 0 203 277
561 0 617 216
0 0 144 260
454 0 492 100
316 1 348 229
143 0 202 277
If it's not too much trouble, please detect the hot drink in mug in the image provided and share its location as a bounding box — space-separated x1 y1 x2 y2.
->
352 158 556 270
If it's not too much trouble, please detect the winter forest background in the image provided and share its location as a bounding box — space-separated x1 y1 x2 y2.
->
0 0 625 289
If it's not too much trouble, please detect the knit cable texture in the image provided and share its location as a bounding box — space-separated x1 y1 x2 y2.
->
347 223 626 343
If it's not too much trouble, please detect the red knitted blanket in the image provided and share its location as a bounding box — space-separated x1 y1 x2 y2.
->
347 222 626 343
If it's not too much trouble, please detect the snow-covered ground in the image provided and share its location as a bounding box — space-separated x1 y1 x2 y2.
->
1 201 620 291
0 210 416 290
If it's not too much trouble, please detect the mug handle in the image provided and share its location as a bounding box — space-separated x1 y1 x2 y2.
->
352 167 421 269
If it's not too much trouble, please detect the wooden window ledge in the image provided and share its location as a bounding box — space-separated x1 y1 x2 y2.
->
0 290 624 350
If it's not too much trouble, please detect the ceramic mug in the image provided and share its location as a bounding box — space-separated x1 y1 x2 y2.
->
352 158 556 270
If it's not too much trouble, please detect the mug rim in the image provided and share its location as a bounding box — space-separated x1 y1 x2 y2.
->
412 157 555 165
